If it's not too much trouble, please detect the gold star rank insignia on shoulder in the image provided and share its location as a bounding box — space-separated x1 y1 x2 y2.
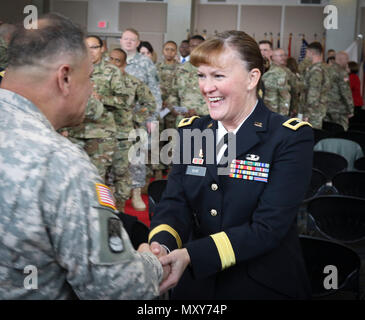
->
282 118 312 131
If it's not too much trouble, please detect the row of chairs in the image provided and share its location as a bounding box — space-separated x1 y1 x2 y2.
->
305 169 365 200
312 151 364 181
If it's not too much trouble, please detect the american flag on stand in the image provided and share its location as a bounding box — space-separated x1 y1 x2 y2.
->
299 38 308 62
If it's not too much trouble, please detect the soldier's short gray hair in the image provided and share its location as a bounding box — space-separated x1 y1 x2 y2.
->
8 13 87 68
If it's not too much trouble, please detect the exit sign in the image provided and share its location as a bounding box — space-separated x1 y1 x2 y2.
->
98 21 108 29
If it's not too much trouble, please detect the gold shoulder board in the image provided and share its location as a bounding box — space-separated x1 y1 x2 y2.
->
178 116 200 128
0 71 5 78
282 118 312 131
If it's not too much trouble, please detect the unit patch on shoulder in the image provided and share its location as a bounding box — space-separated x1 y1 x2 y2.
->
95 183 117 211
178 116 200 128
282 118 312 131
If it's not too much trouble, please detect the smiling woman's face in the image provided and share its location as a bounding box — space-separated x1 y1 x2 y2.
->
197 48 255 130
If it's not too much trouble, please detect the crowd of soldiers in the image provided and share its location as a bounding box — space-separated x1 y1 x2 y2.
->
258 40 354 131
0 22 357 212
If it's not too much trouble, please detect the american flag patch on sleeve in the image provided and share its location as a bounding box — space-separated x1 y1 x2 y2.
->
95 183 117 211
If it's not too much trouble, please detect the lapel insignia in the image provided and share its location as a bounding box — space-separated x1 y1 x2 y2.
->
246 154 260 161
207 122 213 128
254 122 263 128
229 159 270 183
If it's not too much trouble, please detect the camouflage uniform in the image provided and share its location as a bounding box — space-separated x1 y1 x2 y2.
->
262 64 291 116
302 62 330 129
282 66 301 117
0 37 8 70
68 60 126 182
125 52 161 117
166 62 209 127
125 53 162 188
112 72 156 202
0 88 162 299
156 61 179 129
324 62 354 131
298 58 312 77
154 61 179 173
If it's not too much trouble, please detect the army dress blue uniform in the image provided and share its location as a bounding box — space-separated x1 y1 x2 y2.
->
149 99 313 299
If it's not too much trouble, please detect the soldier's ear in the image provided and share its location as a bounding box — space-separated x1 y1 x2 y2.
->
57 64 71 96
248 68 261 91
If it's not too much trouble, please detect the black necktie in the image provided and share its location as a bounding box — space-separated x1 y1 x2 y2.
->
216 133 229 166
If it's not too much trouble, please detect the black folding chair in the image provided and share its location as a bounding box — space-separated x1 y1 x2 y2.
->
322 121 344 134
335 130 365 154
354 156 365 171
348 123 365 133
332 171 365 198
300 235 361 299
313 151 348 181
307 195 365 243
148 179 168 220
312 128 330 145
303 168 329 202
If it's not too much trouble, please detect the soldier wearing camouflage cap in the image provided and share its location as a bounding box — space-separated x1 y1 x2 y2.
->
324 51 354 131
259 40 291 116
0 13 166 299
301 42 330 129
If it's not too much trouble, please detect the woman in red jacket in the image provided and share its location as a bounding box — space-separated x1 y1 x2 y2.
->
348 61 363 116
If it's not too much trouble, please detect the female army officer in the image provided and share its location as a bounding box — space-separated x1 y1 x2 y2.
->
149 30 313 299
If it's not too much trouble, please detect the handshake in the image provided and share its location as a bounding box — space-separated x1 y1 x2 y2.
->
138 242 191 294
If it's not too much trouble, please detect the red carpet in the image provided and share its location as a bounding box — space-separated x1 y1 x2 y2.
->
123 194 150 227
123 176 168 227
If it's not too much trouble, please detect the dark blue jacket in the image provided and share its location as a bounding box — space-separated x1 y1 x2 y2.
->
149 99 313 299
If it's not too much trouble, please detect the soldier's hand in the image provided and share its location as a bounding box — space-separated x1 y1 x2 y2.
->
59 130 68 137
150 241 171 283
158 248 190 294
137 243 152 253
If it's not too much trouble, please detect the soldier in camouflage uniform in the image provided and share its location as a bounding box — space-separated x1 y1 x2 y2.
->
155 41 180 178
109 48 157 210
324 51 354 131
68 36 129 184
298 57 312 77
0 23 16 70
272 48 301 117
0 13 164 299
156 41 179 130
120 28 162 210
261 64 291 116
301 42 330 129
259 41 291 116
165 35 208 127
